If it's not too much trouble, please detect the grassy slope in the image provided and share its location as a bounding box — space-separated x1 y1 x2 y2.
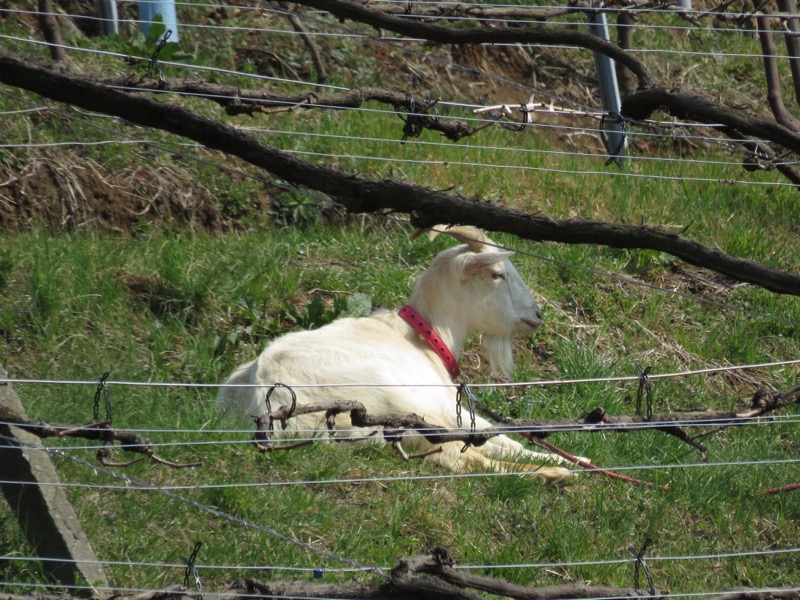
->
1 2 800 596
1 224 798 593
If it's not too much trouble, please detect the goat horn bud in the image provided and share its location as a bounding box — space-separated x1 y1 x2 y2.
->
412 225 495 252
438 225 494 252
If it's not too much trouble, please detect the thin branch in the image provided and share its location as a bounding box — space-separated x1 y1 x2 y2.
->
282 5 329 87
506 386 800 442
530 437 669 490
259 397 495 448
37 0 66 62
777 0 800 106
622 84 800 187
350 2 578 21
5 418 202 469
106 76 478 141
308 0 699 24
755 13 800 131
622 86 800 153
287 0 657 89
616 12 638 95
757 482 800 494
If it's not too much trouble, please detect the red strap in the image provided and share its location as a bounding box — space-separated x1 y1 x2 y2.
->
398 305 461 380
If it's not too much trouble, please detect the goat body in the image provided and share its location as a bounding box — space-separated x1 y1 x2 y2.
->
218 227 574 482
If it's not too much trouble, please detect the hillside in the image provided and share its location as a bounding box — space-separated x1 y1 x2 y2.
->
1 1 799 599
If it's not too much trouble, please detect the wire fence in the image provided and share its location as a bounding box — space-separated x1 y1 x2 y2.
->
3 405 800 596
3 359 799 589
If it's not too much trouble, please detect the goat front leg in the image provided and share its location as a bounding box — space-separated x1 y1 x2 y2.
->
485 433 588 466
459 446 575 484
427 442 574 483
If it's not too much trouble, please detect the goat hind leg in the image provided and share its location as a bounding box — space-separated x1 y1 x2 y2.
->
433 443 575 484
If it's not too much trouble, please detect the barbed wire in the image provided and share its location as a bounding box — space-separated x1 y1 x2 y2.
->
283 147 796 188
234 125 760 168
5 120 786 190
5 410 800 454
0 139 197 149
3 544 799 575
1 454 799 491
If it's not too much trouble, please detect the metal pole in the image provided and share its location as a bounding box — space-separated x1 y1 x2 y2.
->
139 0 179 42
96 0 118 35
589 5 627 168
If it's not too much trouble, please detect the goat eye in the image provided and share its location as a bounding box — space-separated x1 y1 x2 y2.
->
492 272 506 281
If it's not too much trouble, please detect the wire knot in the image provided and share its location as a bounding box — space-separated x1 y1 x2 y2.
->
628 537 655 596
635 363 654 421
182 540 202 598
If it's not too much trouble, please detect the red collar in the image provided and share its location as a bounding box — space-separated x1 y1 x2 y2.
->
398 305 461 380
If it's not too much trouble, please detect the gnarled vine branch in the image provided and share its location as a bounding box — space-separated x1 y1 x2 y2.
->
1 49 798 296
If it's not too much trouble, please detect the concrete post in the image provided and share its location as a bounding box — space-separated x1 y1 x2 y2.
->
0 365 108 596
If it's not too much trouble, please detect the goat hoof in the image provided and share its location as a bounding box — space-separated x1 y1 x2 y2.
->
537 466 575 485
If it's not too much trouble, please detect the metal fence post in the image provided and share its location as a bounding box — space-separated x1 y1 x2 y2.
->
589 4 627 168
139 0 180 42
96 0 118 35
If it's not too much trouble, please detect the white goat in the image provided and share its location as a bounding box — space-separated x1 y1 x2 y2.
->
217 226 574 483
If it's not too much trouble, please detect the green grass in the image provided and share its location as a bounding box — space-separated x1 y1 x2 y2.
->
1 223 798 596
2 2 800 597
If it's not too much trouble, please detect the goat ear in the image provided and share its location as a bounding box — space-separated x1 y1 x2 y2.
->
462 251 514 274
